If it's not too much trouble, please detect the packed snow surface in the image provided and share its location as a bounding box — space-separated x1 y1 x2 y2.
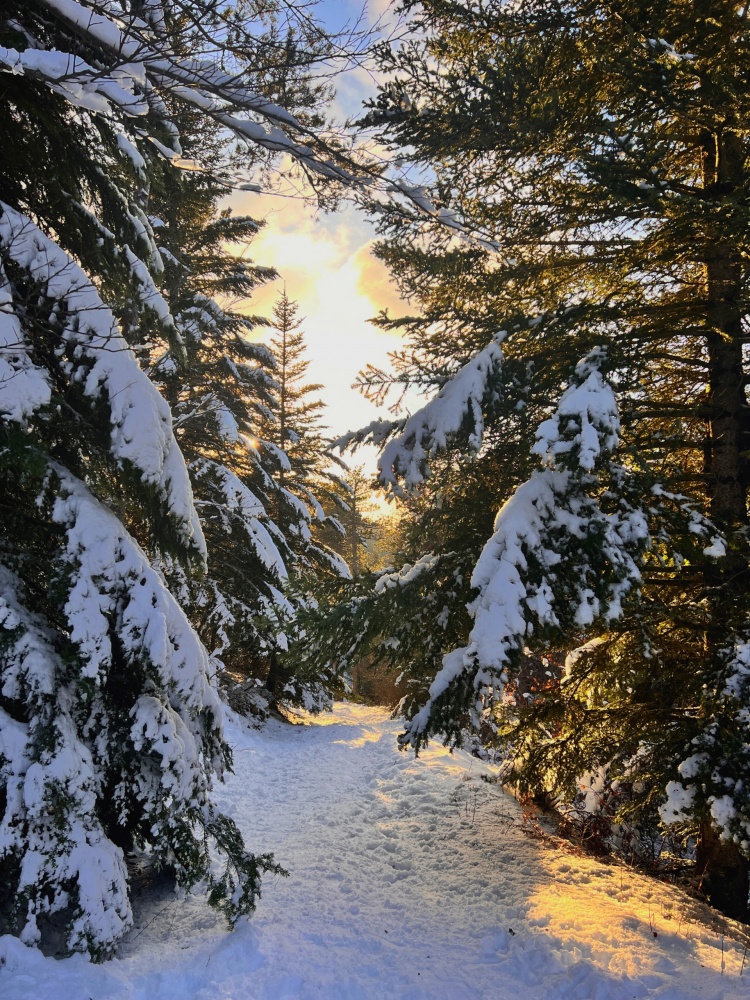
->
2 703 749 999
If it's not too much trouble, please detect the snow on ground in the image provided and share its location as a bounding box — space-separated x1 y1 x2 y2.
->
2 703 750 999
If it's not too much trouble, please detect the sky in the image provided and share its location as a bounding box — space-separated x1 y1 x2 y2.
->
226 0 408 491
230 193 404 450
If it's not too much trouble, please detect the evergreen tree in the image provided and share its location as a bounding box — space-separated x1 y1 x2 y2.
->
254 291 352 574
148 143 302 678
317 431 526 712
255 291 351 706
261 290 350 576
0 0 350 957
341 0 750 918
265 291 327 499
331 465 379 579
263 291 345 568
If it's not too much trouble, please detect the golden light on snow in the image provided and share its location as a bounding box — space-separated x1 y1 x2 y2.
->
333 728 383 748
529 851 747 978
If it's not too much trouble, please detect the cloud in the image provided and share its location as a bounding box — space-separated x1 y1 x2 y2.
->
241 198 407 329
221 194 408 453
353 241 409 318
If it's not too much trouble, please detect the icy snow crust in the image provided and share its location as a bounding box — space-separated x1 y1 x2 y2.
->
2 703 747 999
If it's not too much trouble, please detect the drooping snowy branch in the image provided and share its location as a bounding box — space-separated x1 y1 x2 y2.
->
374 553 441 594
401 352 651 747
1 0 516 230
0 261 52 424
372 336 505 494
660 630 750 844
7 0 362 185
52 465 219 712
0 45 150 118
333 417 406 456
0 202 204 557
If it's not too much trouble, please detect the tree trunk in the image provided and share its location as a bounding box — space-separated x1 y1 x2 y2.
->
703 127 747 526
265 647 282 695
697 819 750 922
699 126 750 922
350 495 360 577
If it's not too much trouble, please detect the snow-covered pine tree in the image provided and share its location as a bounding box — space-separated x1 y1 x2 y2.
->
315 437 530 724
343 0 750 918
253 291 351 707
147 142 298 679
395 351 652 743
0 0 354 957
0 197 286 959
319 326 544 701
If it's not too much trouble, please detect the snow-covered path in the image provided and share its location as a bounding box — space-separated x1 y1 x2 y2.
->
2 704 749 999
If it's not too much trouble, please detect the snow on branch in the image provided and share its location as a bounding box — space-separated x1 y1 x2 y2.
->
309 543 353 580
532 351 621 471
3 1 520 230
661 630 750 844
0 564 132 953
375 336 504 493
333 417 406 455
0 45 150 118
191 460 288 582
374 553 440 594
0 261 52 424
52 464 219 713
401 351 650 748
0 203 205 557
28 0 362 184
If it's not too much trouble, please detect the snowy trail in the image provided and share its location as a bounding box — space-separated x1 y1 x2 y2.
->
2 703 749 999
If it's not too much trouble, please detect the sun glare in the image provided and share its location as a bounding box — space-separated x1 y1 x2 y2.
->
228 193 408 475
